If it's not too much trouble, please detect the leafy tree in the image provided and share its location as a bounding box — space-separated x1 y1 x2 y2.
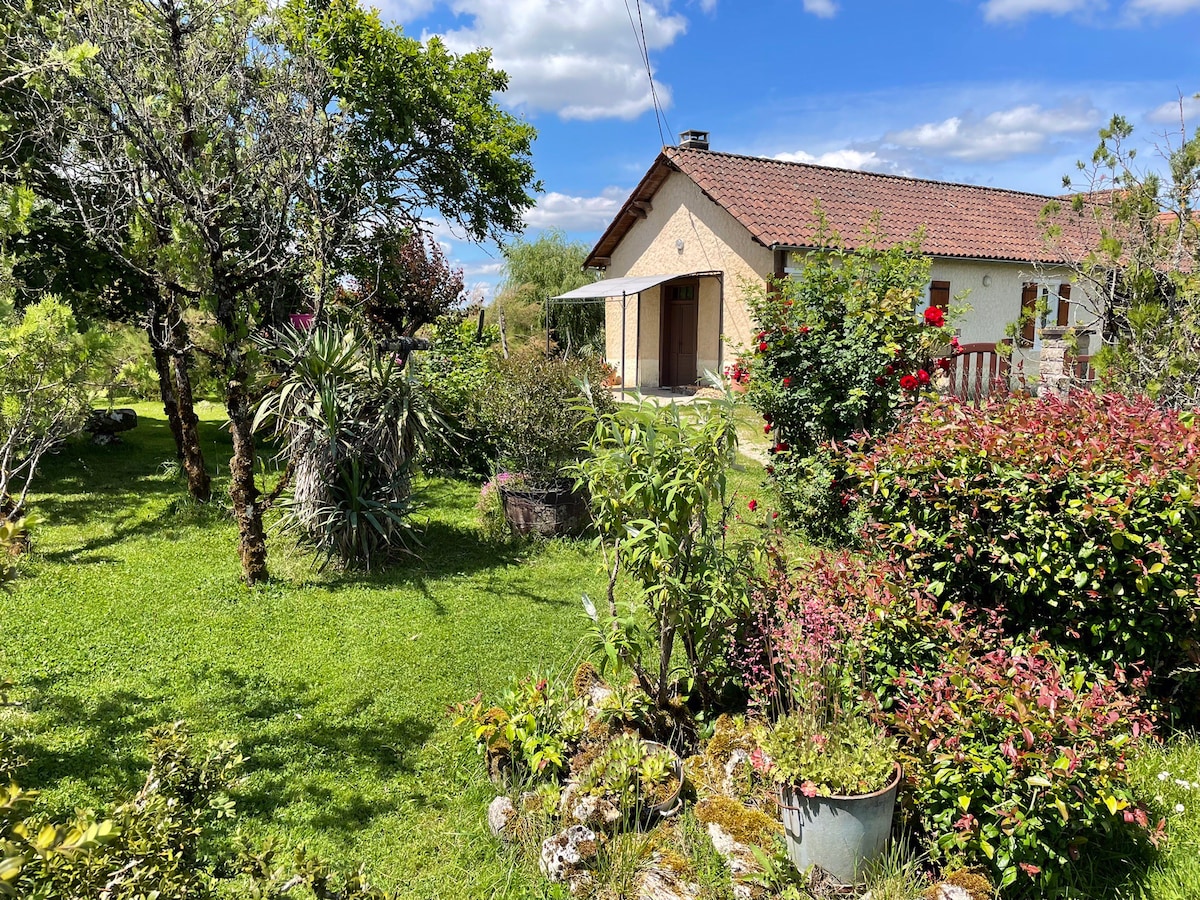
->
1044 110 1200 407
346 227 465 346
19 0 537 583
0 298 97 522
492 229 601 355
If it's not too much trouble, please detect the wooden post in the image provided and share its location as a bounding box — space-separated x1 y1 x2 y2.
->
498 310 510 359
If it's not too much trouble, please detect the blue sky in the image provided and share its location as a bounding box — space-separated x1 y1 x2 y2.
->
376 0 1200 300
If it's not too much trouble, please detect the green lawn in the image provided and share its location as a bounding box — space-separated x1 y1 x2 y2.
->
2 401 767 898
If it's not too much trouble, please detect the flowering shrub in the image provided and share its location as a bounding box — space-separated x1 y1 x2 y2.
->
743 222 955 459
891 638 1156 895
854 391 1200 715
742 221 955 539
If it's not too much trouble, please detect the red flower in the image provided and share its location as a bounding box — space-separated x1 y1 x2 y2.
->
755 330 766 341
950 336 962 353
923 305 946 328
799 325 810 334
782 377 792 387
900 374 919 391
747 499 758 511
917 369 931 385
874 376 886 386
774 441 790 452
885 365 894 375
763 424 772 434
758 341 768 352
936 357 952 371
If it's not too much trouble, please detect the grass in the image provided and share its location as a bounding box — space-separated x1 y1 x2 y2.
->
2 400 768 898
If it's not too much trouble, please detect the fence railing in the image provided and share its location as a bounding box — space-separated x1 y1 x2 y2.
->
940 341 1011 407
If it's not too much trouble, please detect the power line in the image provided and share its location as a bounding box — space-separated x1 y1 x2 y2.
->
622 0 669 148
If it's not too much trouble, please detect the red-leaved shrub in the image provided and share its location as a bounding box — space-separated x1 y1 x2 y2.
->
854 391 1200 716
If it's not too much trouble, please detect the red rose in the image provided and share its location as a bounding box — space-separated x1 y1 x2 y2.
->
799 325 810 334
917 368 931 385
758 341 768 352
874 375 886 385
763 424 772 434
782 377 792 387
774 441 789 452
900 374 919 391
923 305 946 328
936 357 951 371
885 365 894 375
747 499 758 511
755 330 766 341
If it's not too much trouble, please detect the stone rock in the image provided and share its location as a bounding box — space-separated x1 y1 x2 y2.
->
926 887 973 900
86 408 138 436
539 824 598 884
722 748 751 796
487 795 516 840
637 861 702 900
565 791 622 829
705 821 760 900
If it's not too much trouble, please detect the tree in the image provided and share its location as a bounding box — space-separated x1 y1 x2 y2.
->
1043 110 1200 407
19 0 537 583
0 298 97 522
346 227 465 346
492 229 601 355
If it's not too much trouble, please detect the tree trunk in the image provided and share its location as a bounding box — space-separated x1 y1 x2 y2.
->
166 296 211 502
152 339 185 459
213 275 269 585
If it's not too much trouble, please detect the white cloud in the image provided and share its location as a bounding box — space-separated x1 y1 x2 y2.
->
1126 0 1200 13
773 148 902 173
1147 93 1200 124
434 0 686 120
980 0 1096 22
524 187 628 231
460 260 505 278
886 102 1102 161
802 0 838 16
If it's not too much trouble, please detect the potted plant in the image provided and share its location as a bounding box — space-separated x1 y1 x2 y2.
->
756 710 900 885
480 352 614 537
575 733 683 821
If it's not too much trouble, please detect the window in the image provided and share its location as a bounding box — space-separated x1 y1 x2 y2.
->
1020 282 1071 347
929 280 950 312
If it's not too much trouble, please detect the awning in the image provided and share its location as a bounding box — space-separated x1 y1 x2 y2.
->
550 271 720 300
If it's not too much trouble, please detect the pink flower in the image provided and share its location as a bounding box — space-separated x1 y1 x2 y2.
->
1019 863 1041 878
799 780 820 798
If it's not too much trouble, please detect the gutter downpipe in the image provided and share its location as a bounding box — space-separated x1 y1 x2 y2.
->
620 292 627 395
635 290 641 388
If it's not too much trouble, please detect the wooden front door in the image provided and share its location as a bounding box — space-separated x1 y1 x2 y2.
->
661 281 698 387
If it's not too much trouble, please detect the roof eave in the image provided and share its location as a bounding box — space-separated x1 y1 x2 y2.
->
584 149 676 269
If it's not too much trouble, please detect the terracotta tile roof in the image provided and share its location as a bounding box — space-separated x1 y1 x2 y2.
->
586 147 1096 268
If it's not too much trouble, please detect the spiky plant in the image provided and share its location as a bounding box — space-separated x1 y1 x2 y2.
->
254 323 443 569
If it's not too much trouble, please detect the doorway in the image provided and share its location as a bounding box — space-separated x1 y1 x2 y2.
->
660 281 698 387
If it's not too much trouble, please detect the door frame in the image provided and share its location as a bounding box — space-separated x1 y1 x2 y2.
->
659 278 700 387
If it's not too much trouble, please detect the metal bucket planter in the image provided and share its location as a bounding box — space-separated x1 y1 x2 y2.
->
499 478 588 537
779 764 901 885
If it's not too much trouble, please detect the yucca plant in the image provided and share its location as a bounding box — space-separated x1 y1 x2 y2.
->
254 323 443 569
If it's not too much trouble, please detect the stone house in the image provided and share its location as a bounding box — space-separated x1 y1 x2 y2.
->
563 131 1095 390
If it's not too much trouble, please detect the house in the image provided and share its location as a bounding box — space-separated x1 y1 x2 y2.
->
561 130 1095 390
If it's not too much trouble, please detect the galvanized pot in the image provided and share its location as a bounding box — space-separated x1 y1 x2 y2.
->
778 763 901 885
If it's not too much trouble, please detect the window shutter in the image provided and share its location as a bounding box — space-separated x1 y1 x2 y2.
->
1020 283 1037 345
930 280 950 311
1056 283 1071 326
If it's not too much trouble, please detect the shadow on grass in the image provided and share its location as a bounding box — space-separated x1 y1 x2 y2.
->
189 666 439 836
14 676 172 803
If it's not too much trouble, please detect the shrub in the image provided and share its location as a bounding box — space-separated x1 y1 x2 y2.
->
573 391 752 714
481 351 612 485
755 711 897 798
742 219 956 539
854 391 1200 716
891 637 1156 896
415 312 500 477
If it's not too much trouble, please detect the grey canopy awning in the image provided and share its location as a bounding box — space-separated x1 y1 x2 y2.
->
550 271 720 301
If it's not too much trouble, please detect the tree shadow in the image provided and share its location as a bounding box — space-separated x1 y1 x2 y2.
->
186 666 438 838
13 675 171 803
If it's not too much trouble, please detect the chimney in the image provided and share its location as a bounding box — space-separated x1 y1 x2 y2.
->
678 129 709 151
